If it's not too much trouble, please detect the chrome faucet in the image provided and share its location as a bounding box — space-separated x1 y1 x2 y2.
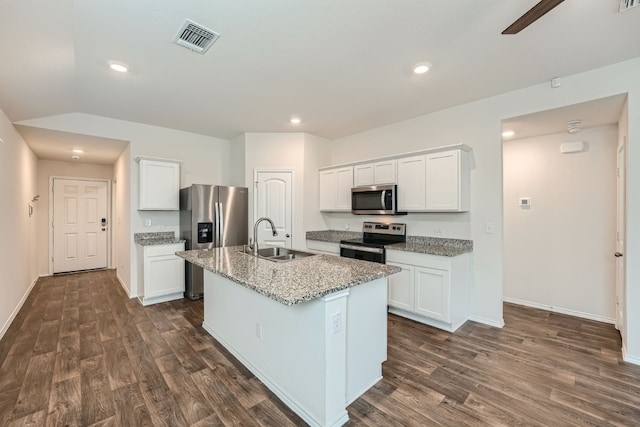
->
253 217 278 256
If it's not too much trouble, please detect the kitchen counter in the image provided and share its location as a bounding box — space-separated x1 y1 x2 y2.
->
176 246 400 305
306 230 473 257
134 231 185 246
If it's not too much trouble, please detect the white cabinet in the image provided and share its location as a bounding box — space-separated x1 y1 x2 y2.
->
319 166 353 211
354 160 396 186
396 149 469 212
137 242 185 306
425 150 469 212
386 249 469 332
396 155 426 211
137 157 180 210
306 240 340 256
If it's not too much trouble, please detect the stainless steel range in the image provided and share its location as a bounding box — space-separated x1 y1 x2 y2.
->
339 222 406 264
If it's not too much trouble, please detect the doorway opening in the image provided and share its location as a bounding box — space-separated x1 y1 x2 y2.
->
501 94 627 332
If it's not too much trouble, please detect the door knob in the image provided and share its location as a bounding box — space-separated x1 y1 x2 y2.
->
286 234 290 238
614 252 623 257
102 228 106 231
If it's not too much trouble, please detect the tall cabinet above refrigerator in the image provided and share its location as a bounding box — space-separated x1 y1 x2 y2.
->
179 184 249 299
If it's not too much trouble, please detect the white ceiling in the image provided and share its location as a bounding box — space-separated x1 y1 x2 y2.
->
502 93 627 141
1 1 639 163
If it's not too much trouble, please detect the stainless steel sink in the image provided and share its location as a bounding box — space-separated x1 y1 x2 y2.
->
240 245 316 262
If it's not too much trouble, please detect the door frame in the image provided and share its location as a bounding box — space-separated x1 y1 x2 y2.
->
615 138 627 333
252 169 295 247
49 176 112 275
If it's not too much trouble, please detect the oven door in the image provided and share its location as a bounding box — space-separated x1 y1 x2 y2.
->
340 243 385 263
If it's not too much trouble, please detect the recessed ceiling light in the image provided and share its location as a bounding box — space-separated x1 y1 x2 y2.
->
72 149 84 154
413 62 431 74
502 130 515 138
109 62 128 73
290 117 301 125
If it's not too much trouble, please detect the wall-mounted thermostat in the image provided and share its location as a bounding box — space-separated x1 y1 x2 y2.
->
519 197 532 208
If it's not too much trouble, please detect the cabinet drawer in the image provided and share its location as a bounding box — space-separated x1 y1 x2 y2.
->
144 243 184 257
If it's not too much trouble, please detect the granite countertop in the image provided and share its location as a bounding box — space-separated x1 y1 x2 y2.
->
305 230 473 257
134 232 185 246
176 246 400 306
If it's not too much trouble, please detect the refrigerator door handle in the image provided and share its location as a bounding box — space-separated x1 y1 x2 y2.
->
214 202 220 246
218 202 224 245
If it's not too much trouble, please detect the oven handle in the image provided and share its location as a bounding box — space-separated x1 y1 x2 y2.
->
339 244 384 254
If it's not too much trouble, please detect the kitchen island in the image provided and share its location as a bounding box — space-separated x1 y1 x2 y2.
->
177 246 400 427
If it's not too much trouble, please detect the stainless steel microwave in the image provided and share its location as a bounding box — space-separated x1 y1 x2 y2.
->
351 185 405 215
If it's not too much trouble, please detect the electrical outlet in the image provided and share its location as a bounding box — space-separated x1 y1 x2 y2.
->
255 323 262 339
433 228 443 236
144 218 152 227
485 222 495 234
331 312 342 335
159 224 166 231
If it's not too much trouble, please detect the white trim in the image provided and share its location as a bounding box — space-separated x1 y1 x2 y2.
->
0 275 39 341
133 155 183 164
503 297 616 324
622 345 640 365
467 314 505 328
49 176 112 275
116 270 133 298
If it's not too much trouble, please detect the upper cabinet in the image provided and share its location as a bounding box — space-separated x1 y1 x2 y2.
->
136 157 181 210
354 160 396 186
396 149 470 212
319 166 353 212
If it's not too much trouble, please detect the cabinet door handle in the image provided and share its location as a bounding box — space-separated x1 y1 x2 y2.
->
286 234 290 238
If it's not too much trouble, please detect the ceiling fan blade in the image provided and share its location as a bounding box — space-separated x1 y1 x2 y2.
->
502 0 565 34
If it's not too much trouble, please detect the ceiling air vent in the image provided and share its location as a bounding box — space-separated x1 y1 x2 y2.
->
619 0 640 12
173 19 220 54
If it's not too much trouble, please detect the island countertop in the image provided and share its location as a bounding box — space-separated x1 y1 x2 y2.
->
176 246 400 306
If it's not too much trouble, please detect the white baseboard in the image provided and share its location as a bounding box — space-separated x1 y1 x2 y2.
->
116 271 135 298
622 346 640 366
503 297 615 324
0 275 40 341
468 315 505 329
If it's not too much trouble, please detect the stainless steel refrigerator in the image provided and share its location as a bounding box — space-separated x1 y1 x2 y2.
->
179 184 249 299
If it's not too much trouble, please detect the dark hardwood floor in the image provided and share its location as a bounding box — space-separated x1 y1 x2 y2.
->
1 270 639 426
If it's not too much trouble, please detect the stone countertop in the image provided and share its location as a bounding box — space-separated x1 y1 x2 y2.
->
134 232 185 246
176 246 400 306
305 230 473 257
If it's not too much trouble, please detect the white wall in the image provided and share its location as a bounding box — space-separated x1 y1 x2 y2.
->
230 134 246 187
0 108 38 339
113 146 131 293
503 126 617 322
16 113 231 297
36 159 115 275
327 57 640 349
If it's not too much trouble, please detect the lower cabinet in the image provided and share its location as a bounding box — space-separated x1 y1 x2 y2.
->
137 242 185 306
386 249 469 332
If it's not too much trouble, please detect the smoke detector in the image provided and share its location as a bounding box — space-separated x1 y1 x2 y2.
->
173 19 220 54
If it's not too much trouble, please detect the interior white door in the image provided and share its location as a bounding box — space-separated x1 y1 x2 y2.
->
254 171 293 248
615 141 626 332
53 179 108 273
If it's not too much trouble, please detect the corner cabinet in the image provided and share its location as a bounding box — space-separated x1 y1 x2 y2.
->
397 149 470 212
319 166 353 211
386 249 470 332
136 156 181 210
137 242 185 306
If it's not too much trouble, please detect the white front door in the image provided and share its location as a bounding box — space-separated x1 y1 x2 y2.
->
615 141 626 332
254 170 293 248
53 178 108 273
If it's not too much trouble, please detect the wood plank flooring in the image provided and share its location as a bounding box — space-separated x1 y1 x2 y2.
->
1 270 639 426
